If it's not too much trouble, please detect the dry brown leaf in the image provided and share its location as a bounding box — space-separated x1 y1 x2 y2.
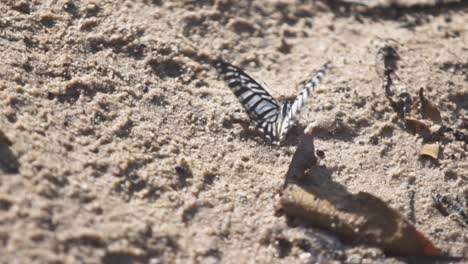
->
284 125 317 187
419 143 439 159
280 185 440 256
405 118 432 137
280 129 440 256
419 88 442 124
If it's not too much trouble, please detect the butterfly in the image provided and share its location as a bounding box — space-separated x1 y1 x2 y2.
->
215 60 330 144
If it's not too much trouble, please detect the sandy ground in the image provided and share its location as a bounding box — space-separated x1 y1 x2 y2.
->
0 0 467 263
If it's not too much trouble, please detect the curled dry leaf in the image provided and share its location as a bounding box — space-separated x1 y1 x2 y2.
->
419 143 439 160
280 185 440 256
405 99 466 143
283 124 317 187
405 118 432 135
279 125 439 256
404 118 442 141
419 88 442 124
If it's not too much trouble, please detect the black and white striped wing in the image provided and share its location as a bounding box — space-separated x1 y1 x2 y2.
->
279 62 330 140
215 61 281 142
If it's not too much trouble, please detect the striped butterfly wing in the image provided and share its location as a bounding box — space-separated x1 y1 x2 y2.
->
279 62 330 141
215 61 281 142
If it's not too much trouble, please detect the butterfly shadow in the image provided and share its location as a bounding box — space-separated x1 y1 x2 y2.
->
284 121 359 146
236 123 306 147
238 127 273 145
281 124 308 147
237 122 357 147
313 128 358 142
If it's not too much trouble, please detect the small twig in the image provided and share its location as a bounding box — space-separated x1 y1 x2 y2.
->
375 45 468 144
432 193 468 227
439 126 468 144
375 42 412 118
409 190 416 223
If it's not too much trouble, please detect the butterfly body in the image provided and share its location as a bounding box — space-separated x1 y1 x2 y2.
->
216 61 329 145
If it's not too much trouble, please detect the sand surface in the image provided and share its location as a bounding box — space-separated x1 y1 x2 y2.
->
0 0 467 263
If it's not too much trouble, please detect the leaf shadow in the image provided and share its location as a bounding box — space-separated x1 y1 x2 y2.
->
0 141 19 174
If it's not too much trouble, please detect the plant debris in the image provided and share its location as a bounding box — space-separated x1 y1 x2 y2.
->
375 42 412 118
404 118 432 138
419 143 439 160
419 88 442 124
432 193 468 227
415 88 468 143
283 125 317 188
279 126 440 256
279 185 440 256
375 42 468 160
439 126 468 144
